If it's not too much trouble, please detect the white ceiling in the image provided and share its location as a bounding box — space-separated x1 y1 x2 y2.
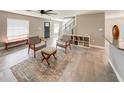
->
3 10 104 21
36 10 102 18
105 10 124 19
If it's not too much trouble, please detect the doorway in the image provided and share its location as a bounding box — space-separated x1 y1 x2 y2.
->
44 22 50 38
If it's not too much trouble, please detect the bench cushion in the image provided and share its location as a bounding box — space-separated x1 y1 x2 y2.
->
41 47 56 55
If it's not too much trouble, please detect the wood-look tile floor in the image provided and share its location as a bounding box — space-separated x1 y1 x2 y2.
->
0 37 118 82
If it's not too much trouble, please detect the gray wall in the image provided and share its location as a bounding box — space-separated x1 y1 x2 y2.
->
76 13 105 47
0 11 44 47
0 11 63 48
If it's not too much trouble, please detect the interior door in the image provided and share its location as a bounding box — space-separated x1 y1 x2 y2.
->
44 22 50 38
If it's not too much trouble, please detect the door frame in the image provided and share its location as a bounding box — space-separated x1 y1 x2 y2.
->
44 22 50 38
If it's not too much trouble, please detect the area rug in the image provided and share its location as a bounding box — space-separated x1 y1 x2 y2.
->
10 51 70 82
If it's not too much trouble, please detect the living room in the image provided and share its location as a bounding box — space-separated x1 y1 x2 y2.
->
0 10 118 82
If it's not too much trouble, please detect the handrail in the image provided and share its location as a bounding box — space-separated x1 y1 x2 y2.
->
63 20 75 31
59 17 75 37
60 18 75 29
61 19 75 30
64 19 75 28
64 18 74 26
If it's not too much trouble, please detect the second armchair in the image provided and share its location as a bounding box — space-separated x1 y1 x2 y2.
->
56 36 71 53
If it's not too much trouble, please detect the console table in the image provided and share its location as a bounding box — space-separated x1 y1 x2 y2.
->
4 38 28 50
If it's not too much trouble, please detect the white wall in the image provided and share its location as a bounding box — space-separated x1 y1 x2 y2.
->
105 11 124 81
105 17 124 39
105 40 124 81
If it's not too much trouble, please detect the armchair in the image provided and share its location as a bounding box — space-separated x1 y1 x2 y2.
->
56 36 71 53
28 36 46 58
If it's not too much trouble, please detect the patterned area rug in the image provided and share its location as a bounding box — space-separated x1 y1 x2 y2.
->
10 51 70 82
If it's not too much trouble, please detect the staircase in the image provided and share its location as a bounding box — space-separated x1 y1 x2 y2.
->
58 17 76 38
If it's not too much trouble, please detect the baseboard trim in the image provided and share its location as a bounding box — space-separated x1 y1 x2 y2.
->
90 45 105 49
108 58 123 82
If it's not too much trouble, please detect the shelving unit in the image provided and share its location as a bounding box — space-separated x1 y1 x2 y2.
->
66 34 90 48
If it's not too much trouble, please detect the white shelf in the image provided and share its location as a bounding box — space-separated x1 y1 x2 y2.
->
66 34 90 48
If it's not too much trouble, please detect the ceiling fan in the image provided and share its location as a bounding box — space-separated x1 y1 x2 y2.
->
39 10 57 15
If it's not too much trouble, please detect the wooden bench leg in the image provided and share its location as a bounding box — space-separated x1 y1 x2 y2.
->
69 44 71 50
46 58 50 66
53 53 57 59
41 53 45 61
42 57 45 62
65 47 67 54
45 55 50 66
5 43 8 50
42 53 50 66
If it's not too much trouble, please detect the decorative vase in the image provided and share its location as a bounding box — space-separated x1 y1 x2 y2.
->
112 25 120 40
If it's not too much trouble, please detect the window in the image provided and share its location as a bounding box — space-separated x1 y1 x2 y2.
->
7 18 29 40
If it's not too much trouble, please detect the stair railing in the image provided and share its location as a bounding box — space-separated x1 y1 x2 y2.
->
59 18 75 38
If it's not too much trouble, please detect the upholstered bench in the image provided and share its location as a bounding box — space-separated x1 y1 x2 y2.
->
41 47 57 65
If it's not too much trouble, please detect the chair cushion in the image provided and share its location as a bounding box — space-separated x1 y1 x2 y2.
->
57 41 66 45
35 41 46 50
57 41 66 47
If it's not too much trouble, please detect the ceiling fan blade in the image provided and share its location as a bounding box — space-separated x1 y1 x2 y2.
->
45 10 53 12
46 13 57 15
39 10 57 15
